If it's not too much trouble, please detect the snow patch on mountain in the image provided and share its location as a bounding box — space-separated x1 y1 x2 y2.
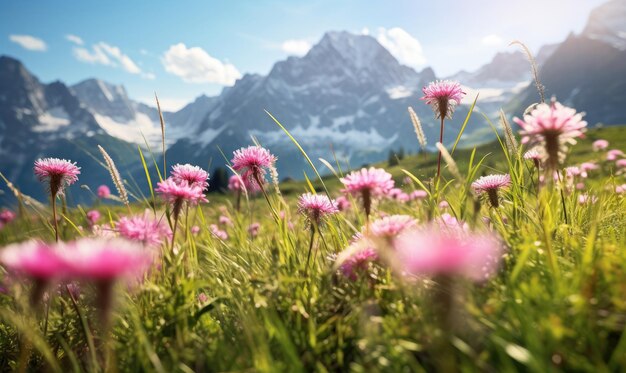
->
94 112 163 145
33 107 71 132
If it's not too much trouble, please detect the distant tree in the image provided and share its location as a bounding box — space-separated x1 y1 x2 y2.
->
388 150 399 167
208 167 229 193
398 147 405 160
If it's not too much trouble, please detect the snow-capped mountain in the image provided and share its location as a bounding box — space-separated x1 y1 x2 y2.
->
163 31 445 178
582 0 626 50
508 0 626 125
0 56 140 204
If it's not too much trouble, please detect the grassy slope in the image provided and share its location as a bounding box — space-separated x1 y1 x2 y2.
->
0 125 625 372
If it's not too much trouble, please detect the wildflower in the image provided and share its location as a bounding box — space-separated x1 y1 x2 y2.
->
61 238 152 280
421 80 465 120
340 167 394 218
369 214 416 240
438 200 449 209
219 215 232 226
86 210 100 225
578 194 597 205
191 226 200 235
231 146 277 189
607 149 624 161
155 178 207 220
34 158 81 197
0 240 66 304
117 211 172 247
171 163 209 189
409 190 428 201
514 101 587 171
616 159 626 168
472 174 511 208
524 148 542 169
0 209 16 225
97 185 111 199
338 245 378 281
209 224 228 240
580 162 599 176
248 223 260 238
393 225 502 281
436 213 469 231
34 158 81 242
592 139 609 151
335 196 351 211
198 292 208 303
298 193 338 227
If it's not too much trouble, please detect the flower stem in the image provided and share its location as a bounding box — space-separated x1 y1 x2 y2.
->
436 117 445 181
304 227 316 274
51 191 59 242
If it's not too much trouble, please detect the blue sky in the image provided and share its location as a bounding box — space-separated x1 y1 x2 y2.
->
0 0 606 111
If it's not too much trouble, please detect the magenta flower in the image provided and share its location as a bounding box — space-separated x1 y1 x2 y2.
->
616 159 626 168
60 238 153 281
340 167 394 217
298 193 338 226
97 185 111 199
219 215 233 226
335 196 351 211
338 245 378 281
472 174 511 208
0 209 16 225
607 149 624 161
86 210 101 225
593 139 609 152
514 102 587 171
248 222 260 238
436 213 469 232
191 226 201 235
409 190 428 201
209 224 228 240
369 215 417 240
0 241 66 280
231 146 277 188
393 225 502 281
228 174 260 193
578 194 597 205
171 163 209 189
155 177 208 219
421 80 465 120
117 211 172 247
34 158 81 197
438 200 449 209
580 162 599 176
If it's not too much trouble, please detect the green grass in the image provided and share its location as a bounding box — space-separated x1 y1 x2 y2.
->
0 125 625 372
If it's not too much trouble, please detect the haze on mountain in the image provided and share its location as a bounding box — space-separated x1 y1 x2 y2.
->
1 0 625 204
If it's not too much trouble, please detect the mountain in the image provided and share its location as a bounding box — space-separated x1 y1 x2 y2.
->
164 31 459 179
508 0 626 125
0 56 141 205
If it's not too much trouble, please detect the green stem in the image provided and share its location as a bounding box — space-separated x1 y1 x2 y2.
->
51 192 59 242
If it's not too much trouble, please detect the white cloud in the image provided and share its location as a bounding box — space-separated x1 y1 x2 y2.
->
481 34 504 47
9 34 47 51
360 27 370 36
376 27 426 69
72 42 150 78
65 34 84 45
280 39 312 56
162 43 241 85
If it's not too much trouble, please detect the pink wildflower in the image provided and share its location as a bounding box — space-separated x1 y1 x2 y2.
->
421 80 465 119
155 177 208 219
514 102 587 171
97 185 111 199
86 210 100 225
171 163 209 189
394 225 502 281
117 211 172 247
219 215 232 226
209 224 228 240
369 215 417 240
409 190 428 201
231 146 277 188
338 245 378 281
592 139 609 151
472 174 511 208
34 158 80 196
60 238 153 281
607 149 624 161
340 167 394 217
436 213 469 231
0 209 16 225
578 194 597 205
191 226 200 235
248 222 260 238
616 159 626 168
335 196 351 211
298 193 338 226
0 241 66 280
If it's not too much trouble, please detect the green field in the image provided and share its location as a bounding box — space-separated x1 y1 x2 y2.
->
1 124 626 372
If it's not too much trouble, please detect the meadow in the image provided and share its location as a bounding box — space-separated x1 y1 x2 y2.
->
1 81 626 373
